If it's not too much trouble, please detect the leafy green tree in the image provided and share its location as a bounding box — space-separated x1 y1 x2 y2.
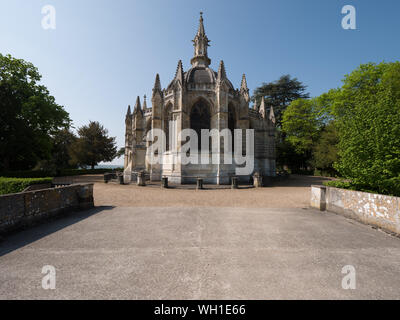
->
52 129 77 170
281 99 321 171
69 121 117 169
0 54 71 171
313 121 339 176
329 62 400 195
253 75 310 126
276 136 312 173
282 99 320 153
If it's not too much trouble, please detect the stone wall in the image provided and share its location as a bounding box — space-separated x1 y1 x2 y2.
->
311 185 400 235
0 184 94 234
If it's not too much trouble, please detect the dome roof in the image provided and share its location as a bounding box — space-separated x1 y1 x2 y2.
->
185 66 216 85
167 65 235 91
183 66 234 90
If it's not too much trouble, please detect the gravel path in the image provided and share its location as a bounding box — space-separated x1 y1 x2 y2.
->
72 174 332 208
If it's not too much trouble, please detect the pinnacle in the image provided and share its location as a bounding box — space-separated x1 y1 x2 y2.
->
218 60 227 81
241 74 248 91
259 96 266 118
153 74 162 92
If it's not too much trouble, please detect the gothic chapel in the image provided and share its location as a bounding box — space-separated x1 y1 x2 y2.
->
124 13 276 184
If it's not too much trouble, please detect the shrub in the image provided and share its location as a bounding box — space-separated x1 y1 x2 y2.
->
0 177 53 195
323 179 400 197
323 180 354 190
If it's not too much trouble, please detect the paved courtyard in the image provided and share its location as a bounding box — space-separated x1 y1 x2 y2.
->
1 176 400 299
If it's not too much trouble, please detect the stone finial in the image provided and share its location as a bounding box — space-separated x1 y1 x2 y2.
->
269 105 276 125
153 74 162 92
134 96 142 116
175 60 184 83
125 105 132 126
240 73 250 102
253 98 258 111
191 12 211 67
240 74 248 92
217 60 227 82
197 11 205 37
142 95 147 110
259 96 266 119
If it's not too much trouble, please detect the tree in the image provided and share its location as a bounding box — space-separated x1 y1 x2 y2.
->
313 122 339 176
282 99 320 153
0 54 71 171
52 129 77 170
329 62 400 195
281 99 321 171
69 121 117 169
276 138 312 173
253 75 310 126
116 147 125 159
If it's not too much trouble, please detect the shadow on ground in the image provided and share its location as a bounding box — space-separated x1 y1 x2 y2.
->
0 206 114 257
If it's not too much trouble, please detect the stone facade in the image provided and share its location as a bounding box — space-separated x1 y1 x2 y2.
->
124 13 276 184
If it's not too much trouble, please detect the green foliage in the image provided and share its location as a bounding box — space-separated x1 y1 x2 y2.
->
0 54 71 171
280 98 335 172
259 62 400 196
69 121 118 169
323 179 400 196
323 180 355 190
331 62 400 196
276 131 313 172
313 122 339 175
51 129 77 170
0 177 53 195
282 99 320 153
255 75 311 172
253 75 309 126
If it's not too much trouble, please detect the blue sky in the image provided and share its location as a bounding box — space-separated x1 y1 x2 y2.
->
1 0 400 165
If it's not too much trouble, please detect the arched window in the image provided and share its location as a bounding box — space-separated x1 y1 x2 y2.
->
190 99 211 151
164 103 173 151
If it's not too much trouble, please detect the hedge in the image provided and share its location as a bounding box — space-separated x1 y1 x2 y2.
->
323 179 400 197
0 177 53 195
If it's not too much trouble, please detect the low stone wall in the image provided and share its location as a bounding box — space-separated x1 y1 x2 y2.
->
22 183 52 192
311 185 400 235
0 184 94 234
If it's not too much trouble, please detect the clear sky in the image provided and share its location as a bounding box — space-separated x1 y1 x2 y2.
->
1 0 400 165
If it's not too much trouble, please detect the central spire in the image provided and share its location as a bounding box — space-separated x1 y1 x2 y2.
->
191 12 211 67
